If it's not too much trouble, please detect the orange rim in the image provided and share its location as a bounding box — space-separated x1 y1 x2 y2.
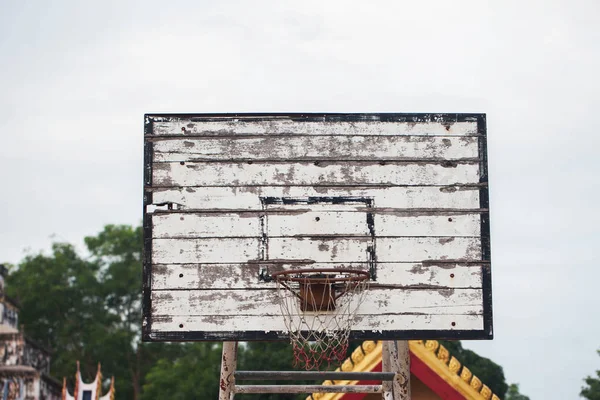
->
271 268 370 284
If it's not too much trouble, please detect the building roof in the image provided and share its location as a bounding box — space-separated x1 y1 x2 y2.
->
0 365 38 375
307 340 501 400
62 362 115 400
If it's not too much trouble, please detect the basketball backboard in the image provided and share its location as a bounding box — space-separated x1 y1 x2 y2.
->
142 113 492 342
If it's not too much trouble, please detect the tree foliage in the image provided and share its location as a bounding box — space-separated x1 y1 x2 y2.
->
141 341 307 400
581 350 600 400
506 383 531 400
6 225 183 399
141 343 223 400
7 242 107 382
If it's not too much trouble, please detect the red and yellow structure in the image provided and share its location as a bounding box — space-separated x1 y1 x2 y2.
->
307 340 501 400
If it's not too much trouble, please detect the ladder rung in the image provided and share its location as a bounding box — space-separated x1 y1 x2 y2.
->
235 384 383 394
235 371 395 381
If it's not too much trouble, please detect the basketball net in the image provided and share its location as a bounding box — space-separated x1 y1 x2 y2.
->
274 270 369 370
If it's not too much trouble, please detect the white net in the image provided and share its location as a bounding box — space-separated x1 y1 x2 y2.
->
274 270 369 370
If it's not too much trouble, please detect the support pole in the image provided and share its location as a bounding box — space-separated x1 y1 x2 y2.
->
382 341 411 399
219 342 238 400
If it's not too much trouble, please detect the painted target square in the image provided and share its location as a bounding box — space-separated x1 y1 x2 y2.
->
143 113 492 342
258 196 376 279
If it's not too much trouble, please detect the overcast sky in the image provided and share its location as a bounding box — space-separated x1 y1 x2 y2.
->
1 1 599 398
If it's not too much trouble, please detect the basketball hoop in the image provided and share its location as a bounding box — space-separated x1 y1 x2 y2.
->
272 268 370 370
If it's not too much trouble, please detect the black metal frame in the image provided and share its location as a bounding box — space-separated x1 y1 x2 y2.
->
142 113 492 342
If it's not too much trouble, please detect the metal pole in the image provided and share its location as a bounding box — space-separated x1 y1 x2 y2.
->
218 341 238 400
382 341 411 399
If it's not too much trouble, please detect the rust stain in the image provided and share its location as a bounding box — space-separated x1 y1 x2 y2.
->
466 241 482 259
439 185 484 193
154 292 174 301
441 161 458 168
439 237 455 245
442 122 454 131
153 265 168 275
152 316 173 323
355 207 481 217
439 186 457 193
247 259 316 264
409 265 427 275
421 260 471 268
331 243 338 259
202 316 226 326
459 136 476 144
318 243 330 252
437 289 455 298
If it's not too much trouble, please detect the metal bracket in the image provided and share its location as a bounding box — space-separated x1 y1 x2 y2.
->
258 268 273 283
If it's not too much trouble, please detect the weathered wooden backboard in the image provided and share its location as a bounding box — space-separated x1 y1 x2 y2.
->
142 113 492 341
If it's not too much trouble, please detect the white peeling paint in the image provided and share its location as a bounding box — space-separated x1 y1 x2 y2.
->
151 120 478 136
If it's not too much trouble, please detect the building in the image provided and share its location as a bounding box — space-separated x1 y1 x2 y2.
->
61 362 114 400
308 340 501 400
0 265 62 400
0 265 115 400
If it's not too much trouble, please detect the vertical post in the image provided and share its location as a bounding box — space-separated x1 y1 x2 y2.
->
381 341 411 399
219 341 238 400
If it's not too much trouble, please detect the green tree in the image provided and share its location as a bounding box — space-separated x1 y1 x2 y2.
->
141 343 223 400
581 350 600 400
6 242 110 382
6 224 185 400
506 383 531 400
141 341 308 400
441 341 508 398
84 224 144 398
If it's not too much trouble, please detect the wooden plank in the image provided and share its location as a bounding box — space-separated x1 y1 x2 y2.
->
375 214 480 237
376 237 481 262
267 210 370 236
152 237 481 264
151 288 483 316
150 314 483 333
151 120 478 136
268 237 481 263
152 213 480 238
266 237 369 265
266 213 480 237
152 162 480 187
150 186 481 211
152 213 262 238
152 238 260 264
152 136 479 162
151 263 484 290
